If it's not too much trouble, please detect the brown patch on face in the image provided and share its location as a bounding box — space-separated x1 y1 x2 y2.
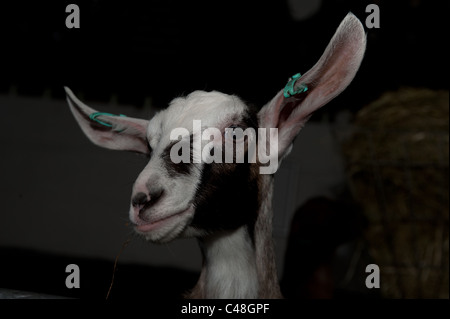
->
191 161 260 237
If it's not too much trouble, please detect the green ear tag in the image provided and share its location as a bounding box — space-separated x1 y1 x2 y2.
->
283 73 308 98
89 112 127 127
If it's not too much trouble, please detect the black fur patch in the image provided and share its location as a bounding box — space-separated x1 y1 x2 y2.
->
161 135 194 177
190 111 260 241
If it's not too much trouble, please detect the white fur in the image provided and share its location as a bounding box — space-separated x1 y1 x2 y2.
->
148 91 247 146
202 227 258 299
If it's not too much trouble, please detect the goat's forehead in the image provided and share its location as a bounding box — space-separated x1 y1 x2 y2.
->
147 91 248 138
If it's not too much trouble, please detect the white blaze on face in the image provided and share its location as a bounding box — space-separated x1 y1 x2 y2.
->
161 91 275 173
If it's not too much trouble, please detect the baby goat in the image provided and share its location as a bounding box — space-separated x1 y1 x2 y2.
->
65 13 366 298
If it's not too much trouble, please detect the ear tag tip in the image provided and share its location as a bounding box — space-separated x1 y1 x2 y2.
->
283 73 308 98
89 112 127 128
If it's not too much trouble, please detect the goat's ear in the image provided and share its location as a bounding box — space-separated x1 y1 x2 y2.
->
258 13 366 156
65 87 150 154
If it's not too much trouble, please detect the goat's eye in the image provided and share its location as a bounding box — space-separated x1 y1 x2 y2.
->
225 125 245 143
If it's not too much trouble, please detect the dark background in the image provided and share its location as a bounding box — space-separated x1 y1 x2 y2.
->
0 0 448 299
1 0 447 110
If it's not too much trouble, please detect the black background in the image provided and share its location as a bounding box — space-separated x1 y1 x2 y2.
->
1 0 447 112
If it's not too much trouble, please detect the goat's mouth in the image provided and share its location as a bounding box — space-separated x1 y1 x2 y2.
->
133 205 195 235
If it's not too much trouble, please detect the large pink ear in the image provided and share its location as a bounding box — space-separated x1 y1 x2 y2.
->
65 87 150 154
258 13 366 156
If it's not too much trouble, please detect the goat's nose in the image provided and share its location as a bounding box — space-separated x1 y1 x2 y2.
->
131 189 164 212
132 192 150 211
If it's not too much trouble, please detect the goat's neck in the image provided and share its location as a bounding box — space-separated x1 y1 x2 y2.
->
253 174 282 298
188 175 282 299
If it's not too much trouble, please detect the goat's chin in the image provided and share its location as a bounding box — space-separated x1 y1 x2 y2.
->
135 206 195 243
182 226 209 238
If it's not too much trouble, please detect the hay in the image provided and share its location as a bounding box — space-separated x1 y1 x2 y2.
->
342 87 449 298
